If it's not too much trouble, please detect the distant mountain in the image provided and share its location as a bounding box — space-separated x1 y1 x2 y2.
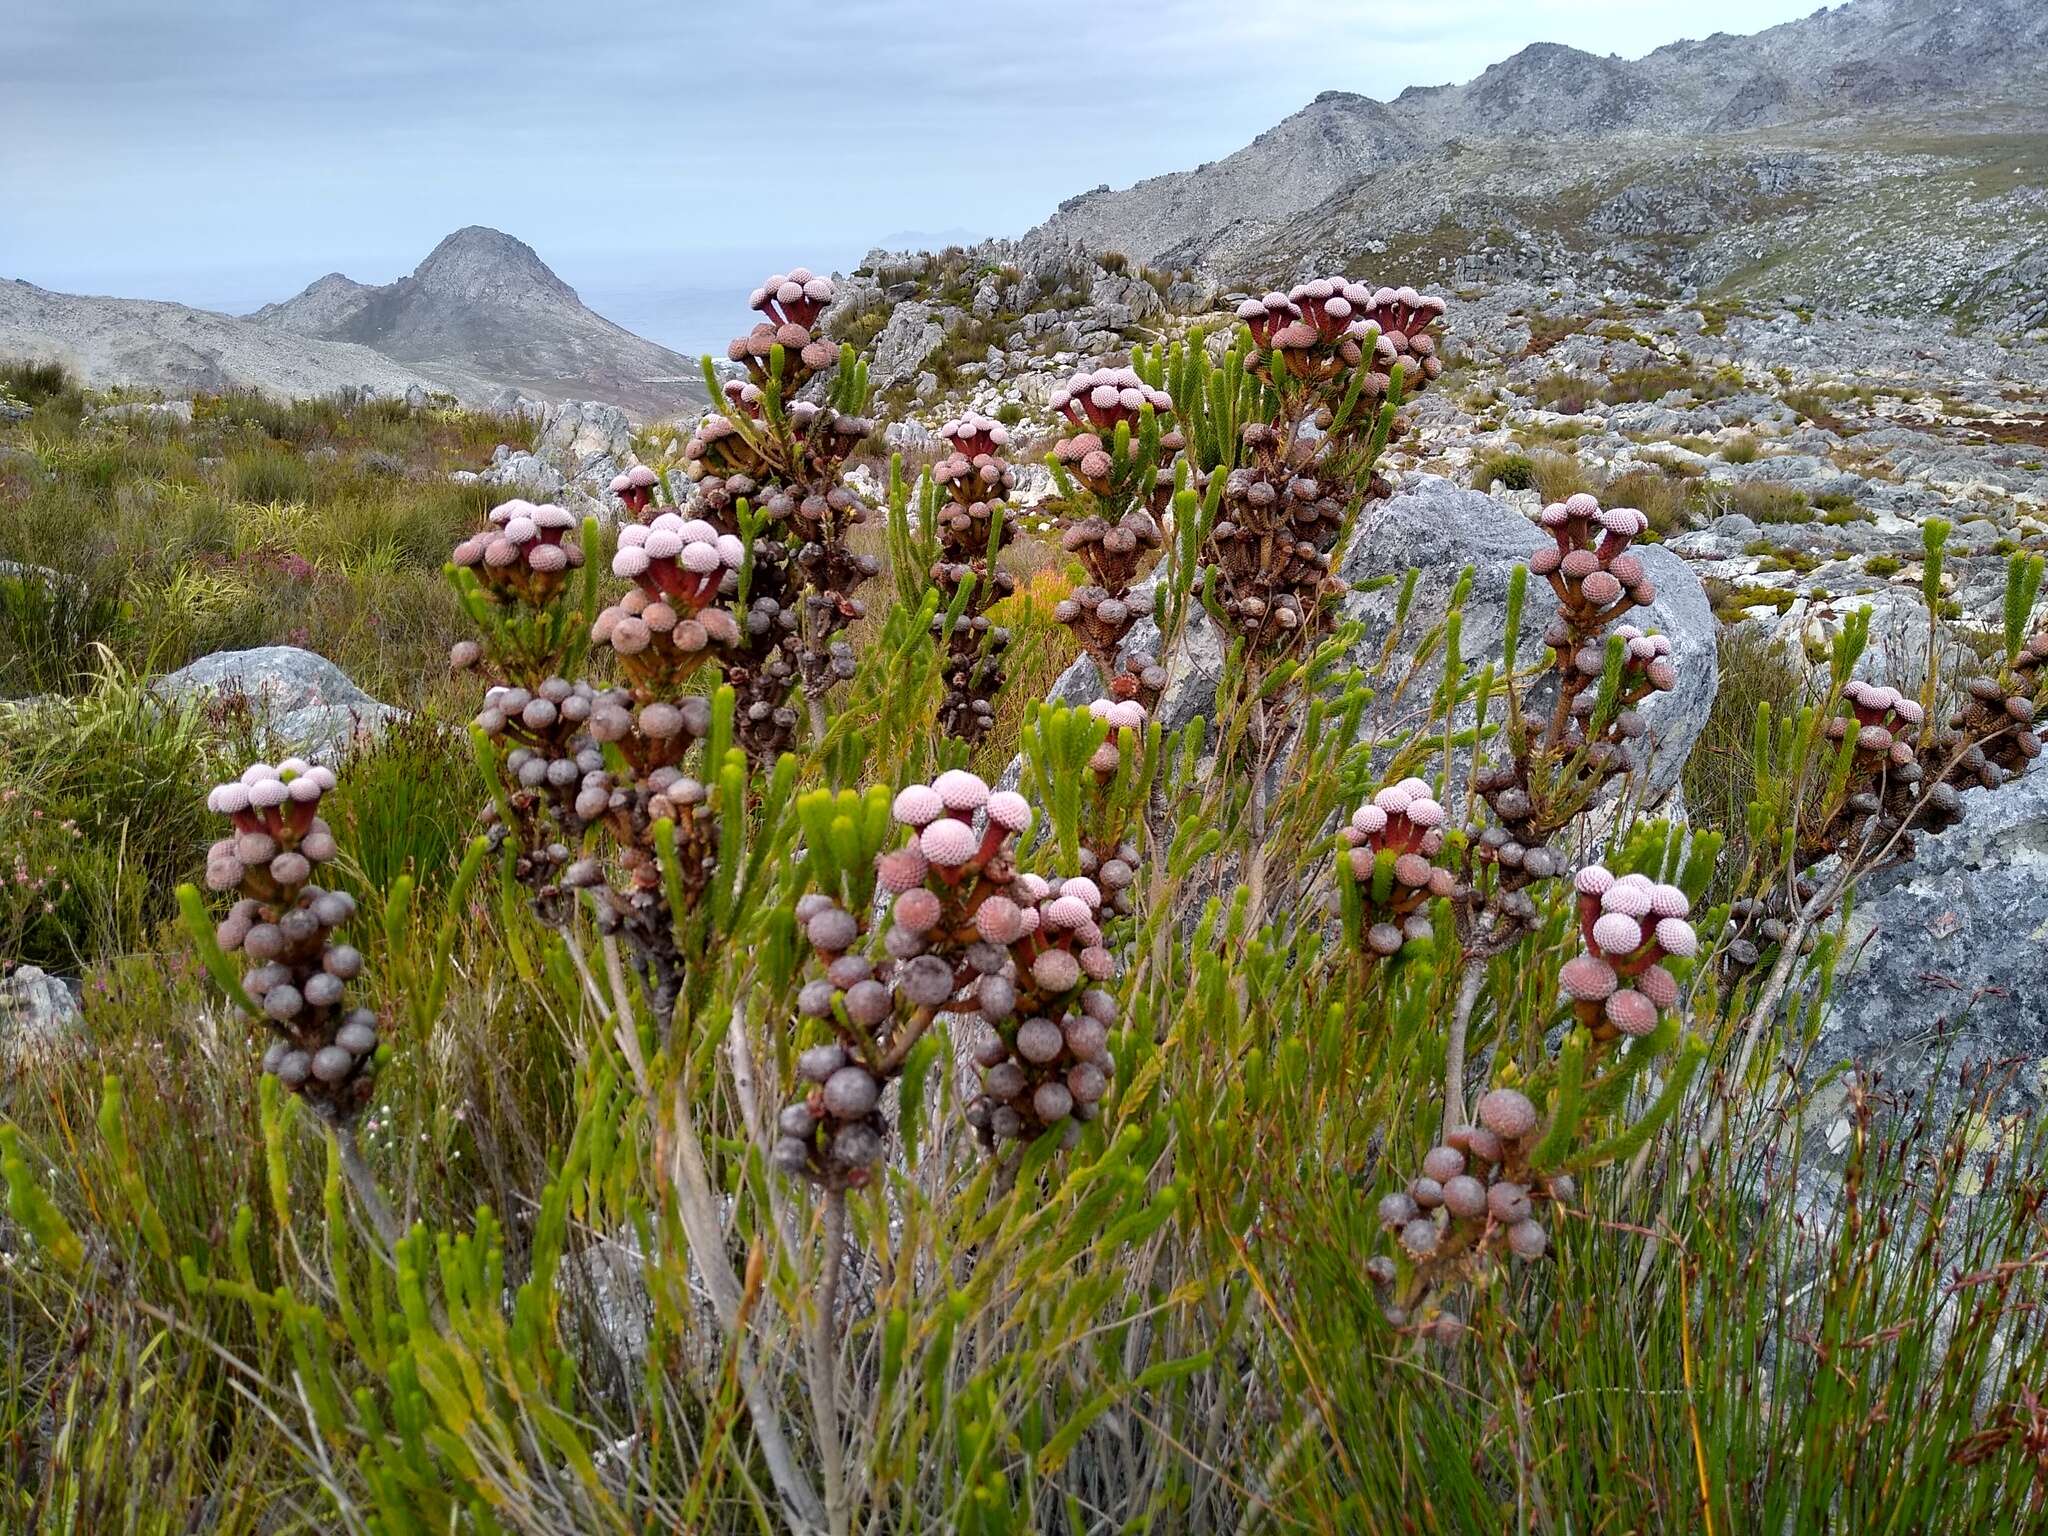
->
252 227 706 419
0 279 457 402
1032 0 2048 309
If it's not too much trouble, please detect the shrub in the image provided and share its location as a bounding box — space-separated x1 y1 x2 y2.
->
3 271 2044 1536
1473 450 1536 490
1721 432 1761 464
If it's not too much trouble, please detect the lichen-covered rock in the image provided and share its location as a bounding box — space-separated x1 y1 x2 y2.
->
0 966 83 1061
151 646 398 755
870 301 945 392
1803 764 2048 1156
1045 474 1718 800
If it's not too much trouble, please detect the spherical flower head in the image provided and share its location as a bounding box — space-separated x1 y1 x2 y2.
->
1045 894 1092 930
1421 1145 1465 1182
1405 796 1445 829
1564 492 1600 519
1559 953 1618 1002
1638 964 1679 1008
876 845 929 893
1507 1219 1548 1261
920 818 980 868
1060 876 1103 909
893 784 944 828
1605 989 1660 1037
1393 852 1433 888
208 782 251 815
984 790 1033 834
1593 911 1645 956
893 887 942 935
528 543 568 574
1575 864 1615 897
1647 883 1690 919
975 894 1025 945
1600 882 1653 918
1351 803 1388 837
933 768 990 813
1031 947 1081 993
1653 917 1698 957
1377 1191 1418 1230
1476 1088 1538 1140
1373 784 1413 816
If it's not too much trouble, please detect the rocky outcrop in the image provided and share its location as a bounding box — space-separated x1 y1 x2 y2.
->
458 399 641 519
1028 0 2048 300
85 399 194 428
151 647 397 756
1803 764 2048 1144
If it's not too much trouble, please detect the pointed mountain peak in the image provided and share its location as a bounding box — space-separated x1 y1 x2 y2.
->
410 226 576 304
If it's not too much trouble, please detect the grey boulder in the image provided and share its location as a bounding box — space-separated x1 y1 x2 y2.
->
0 966 83 1061
1803 763 2048 1142
1046 474 1719 800
151 646 397 756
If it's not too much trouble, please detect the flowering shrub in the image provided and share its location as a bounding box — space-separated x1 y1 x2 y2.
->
6 266 2044 1536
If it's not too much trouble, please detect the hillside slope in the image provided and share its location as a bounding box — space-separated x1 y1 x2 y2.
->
0 279 467 401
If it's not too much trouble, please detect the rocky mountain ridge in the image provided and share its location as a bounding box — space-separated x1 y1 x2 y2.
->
1034 0 2048 323
0 279 461 404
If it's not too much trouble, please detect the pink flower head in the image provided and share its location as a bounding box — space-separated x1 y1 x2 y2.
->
892 784 944 827
1592 911 1645 956
934 769 990 813
984 791 1032 832
1559 953 1618 1001
920 818 980 868
1605 989 1660 1037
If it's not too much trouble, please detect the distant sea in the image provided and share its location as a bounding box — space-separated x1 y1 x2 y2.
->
574 232 986 359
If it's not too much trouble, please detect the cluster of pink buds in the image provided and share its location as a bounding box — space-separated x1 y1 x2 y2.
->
1816 679 1957 850
1341 780 1456 958
1348 286 1447 389
731 268 839 385
204 762 378 1120
1370 1088 1572 1337
593 584 742 698
1944 639 2046 786
1529 494 1656 625
1049 366 1173 435
612 513 746 615
963 866 1118 1148
451 499 584 605
1238 279 1390 384
607 465 660 518
1558 866 1695 1041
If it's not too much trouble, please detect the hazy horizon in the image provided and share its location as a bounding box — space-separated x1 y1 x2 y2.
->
6 0 1822 355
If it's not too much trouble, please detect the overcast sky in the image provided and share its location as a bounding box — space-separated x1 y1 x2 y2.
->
3 0 1821 335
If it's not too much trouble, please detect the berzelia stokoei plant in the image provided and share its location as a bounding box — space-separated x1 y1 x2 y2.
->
681 268 878 758
1375 863 1704 1337
1205 278 1440 649
927 412 1019 744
